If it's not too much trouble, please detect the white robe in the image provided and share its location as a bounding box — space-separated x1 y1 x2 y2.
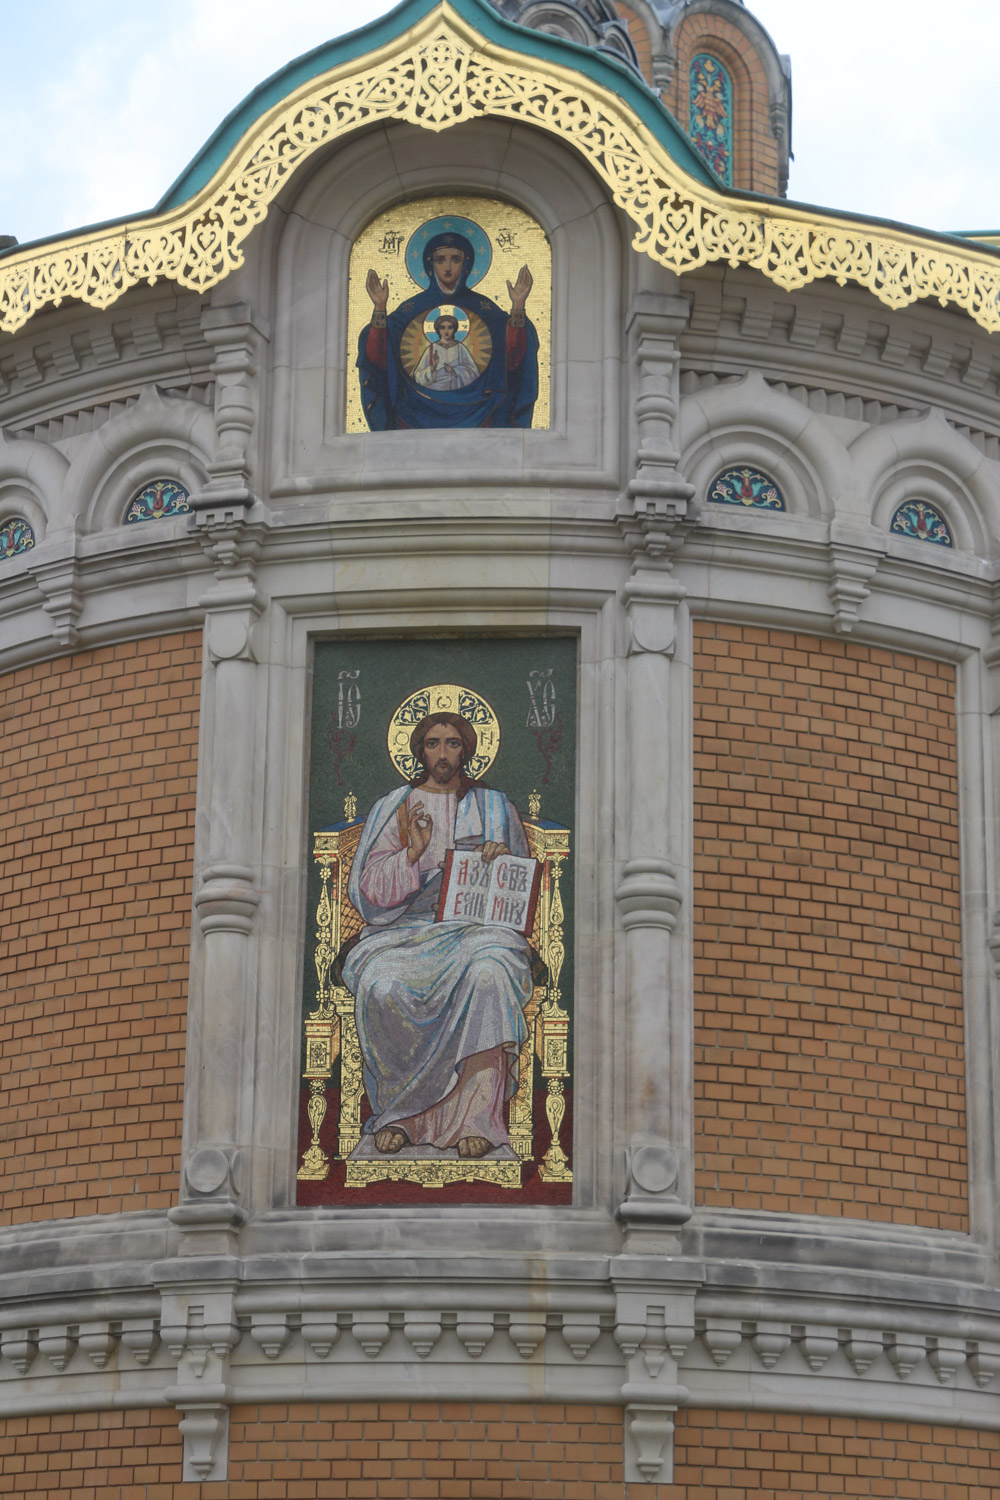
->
343 783 533 1148
413 339 481 390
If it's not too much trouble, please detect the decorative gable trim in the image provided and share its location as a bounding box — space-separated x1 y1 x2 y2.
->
1 0 999 336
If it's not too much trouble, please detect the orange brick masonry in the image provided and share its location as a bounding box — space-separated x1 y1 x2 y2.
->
693 624 967 1229
0 633 201 1222
665 16 781 195
1 1405 998 1498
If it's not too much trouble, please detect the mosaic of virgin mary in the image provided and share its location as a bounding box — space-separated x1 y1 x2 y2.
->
357 213 539 430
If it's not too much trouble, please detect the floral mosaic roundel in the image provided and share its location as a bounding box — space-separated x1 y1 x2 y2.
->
890 500 953 547
125 479 192 525
0 516 36 560
709 467 785 511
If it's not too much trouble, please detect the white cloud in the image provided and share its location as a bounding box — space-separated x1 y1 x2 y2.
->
750 0 1000 229
2 0 400 245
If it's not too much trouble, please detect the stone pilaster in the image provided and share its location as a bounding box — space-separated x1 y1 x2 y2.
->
172 302 267 1251
614 292 694 1246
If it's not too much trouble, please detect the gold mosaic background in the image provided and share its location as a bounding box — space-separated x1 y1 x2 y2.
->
346 195 551 433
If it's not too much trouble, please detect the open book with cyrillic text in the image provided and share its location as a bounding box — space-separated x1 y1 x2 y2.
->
435 849 542 938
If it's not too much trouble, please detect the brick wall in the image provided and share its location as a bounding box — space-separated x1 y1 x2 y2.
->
693 624 967 1229
674 1412 1000 1498
2 1405 998 1497
0 633 201 1222
0 1409 183 1496
614 3 653 85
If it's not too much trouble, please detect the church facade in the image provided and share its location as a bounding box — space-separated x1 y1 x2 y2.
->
1 0 1000 1493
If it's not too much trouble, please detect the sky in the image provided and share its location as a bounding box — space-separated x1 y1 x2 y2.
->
3 0 998 251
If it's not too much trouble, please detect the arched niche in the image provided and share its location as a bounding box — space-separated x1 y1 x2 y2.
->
679 371 851 523
64 387 213 534
852 411 999 559
0 432 68 543
268 118 625 498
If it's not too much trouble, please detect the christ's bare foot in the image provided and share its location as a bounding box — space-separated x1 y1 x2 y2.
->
457 1136 492 1159
374 1127 408 1154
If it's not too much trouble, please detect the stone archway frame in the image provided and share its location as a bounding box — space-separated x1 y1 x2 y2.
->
1 0 999 335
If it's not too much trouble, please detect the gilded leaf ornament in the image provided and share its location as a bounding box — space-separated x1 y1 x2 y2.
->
2 3 999 334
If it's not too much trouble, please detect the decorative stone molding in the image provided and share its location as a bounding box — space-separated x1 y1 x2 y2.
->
614 290 695 1245
159 1284 239 1483
64 385 214 534
614 856 683 931
613 1269 697 1484
404 1314 442 1359
618 293 695 570
183 1145 243 1200
1 1331 38 1375
302 1318 341 1359
250 1314 291 1361
194 866 261 938
29 552 83 645
191 304 267 519
561 1314 601 1360
77 1324 116 1369
620 573 687 657
37 1331 75 1372
827 522 886 633
853 407 998 553
0 429 67 536
679 369 851 523
0 1272 999 1482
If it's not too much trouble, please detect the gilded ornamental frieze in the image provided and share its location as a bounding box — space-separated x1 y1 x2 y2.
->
1 2 999 336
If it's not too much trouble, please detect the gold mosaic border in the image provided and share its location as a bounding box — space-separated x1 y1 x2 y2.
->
2 3 999 335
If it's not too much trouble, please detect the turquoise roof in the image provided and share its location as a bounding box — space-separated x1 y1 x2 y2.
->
157 0 716 211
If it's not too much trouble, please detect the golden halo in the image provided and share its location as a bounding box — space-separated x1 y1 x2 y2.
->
387 683 501 782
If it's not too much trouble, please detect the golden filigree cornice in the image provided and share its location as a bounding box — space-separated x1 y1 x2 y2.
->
2 3 999 335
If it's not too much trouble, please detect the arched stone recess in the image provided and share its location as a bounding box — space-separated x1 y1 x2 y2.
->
500 0 639 70
678 370 852 523
852 409 999 559
0 431 68 547
268 117 625 497
64 386 213 534
665 0 791 194
680 35 748 183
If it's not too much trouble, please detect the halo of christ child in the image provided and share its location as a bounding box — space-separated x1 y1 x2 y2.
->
341 709 541 1162
357 213 539 430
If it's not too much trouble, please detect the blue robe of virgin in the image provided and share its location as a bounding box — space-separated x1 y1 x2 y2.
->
357 231 539 431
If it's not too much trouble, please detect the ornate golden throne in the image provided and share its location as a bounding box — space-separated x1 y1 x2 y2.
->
297 792 571 1189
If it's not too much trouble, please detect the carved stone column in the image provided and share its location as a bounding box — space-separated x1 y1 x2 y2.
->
614 292 694 1245
170 515 264 1253
171 303 267 1252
